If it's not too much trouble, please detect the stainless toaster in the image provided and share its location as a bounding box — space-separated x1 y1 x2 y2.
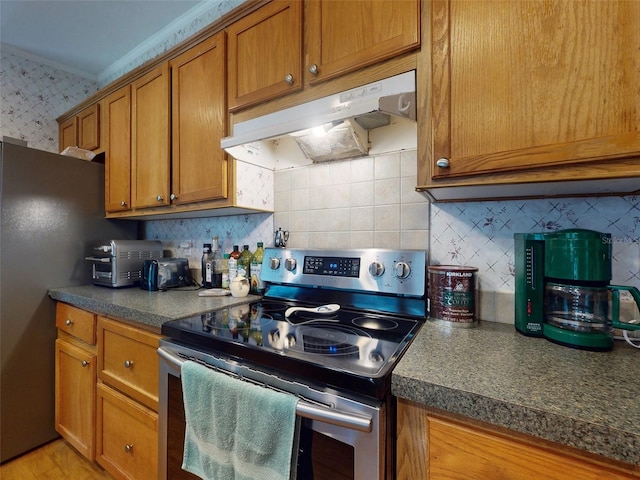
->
86 240 163 287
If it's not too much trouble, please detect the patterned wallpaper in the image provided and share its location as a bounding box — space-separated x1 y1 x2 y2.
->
0 49 98 153
430 196 640 293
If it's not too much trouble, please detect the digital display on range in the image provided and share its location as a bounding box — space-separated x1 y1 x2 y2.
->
303 256 360 277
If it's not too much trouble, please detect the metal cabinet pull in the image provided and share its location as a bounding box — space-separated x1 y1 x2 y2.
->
156 195 163 202
124 443 134 454
284 74 294 84
81 360 89 367
170 193 177 201
65 319 73 326
436 158 450 168
124 360 134 369
308 64 318 75
120 200 127 207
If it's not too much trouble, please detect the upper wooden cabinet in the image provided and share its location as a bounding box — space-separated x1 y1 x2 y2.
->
171 31 228 205
131 63 171 209
305 0 420 85
418 0 640 200
227 0 421 111
227 0 303 111
58 103 100 152
102 85 132 213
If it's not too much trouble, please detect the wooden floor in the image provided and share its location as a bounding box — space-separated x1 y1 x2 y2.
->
0 438 113 480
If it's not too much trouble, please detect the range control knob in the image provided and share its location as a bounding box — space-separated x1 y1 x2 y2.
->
368 261 385 278
284 257 297 271
394 262 411 279
269 257 281 270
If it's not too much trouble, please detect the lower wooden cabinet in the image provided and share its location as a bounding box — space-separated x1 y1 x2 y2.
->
96 383 158 480
55 337 97 460
396 398 639 480
54 302 162 479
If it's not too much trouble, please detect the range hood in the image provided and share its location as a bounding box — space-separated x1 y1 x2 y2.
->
221 70 417 169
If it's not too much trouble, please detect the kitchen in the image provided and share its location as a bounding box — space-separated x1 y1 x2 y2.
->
2 1 640 479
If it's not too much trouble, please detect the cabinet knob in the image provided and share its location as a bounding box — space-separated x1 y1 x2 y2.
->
308 64 319 76
436 158 450 168
124 444 134 454
120 200 127 207
124 360 134 369
170 193 177 201
65 319 73 326
81 360 89 367
156 195 164 202
284 74 294 85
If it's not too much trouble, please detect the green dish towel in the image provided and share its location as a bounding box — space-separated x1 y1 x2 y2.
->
181 360 299 480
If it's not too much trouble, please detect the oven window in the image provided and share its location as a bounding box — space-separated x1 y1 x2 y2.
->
167 375 356 480
298 424 354 480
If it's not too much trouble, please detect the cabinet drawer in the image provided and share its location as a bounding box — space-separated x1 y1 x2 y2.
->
96 383 158 480
56 303 97 345
97 316 161 411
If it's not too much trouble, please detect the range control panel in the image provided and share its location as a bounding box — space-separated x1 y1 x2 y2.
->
261 248 427 297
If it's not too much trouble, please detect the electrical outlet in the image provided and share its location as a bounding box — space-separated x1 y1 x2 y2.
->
178 240 193 256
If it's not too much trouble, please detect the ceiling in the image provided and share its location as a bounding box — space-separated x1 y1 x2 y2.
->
0 0 207 79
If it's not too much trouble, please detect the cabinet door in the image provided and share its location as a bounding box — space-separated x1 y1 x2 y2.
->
131 64 171 209
59 117 77 152
305 0 420 85
227 0 303 111
96 383 158 480
55 339 96 461
103 86 132 212
78 104 100 151
430 0 640 180
171 32 228 205
396 399 637 480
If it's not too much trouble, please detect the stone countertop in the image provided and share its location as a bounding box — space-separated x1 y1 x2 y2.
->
49 285 261 333
392 320 640 466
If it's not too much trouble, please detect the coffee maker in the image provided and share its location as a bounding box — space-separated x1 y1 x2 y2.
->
514 229 640 350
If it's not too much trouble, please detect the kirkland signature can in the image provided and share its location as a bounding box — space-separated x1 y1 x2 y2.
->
428 265 478 327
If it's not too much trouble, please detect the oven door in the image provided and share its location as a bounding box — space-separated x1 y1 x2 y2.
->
158 343 388 480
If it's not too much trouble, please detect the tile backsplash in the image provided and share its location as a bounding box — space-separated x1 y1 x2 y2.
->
430 196 640 323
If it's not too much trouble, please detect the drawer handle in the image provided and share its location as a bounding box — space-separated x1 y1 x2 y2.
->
285 73 294 85
81 360 89 367
124 443 134 454
65 319 73 326
124 360 134 369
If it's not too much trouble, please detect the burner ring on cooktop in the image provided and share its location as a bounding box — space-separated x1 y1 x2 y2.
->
352 317 399 331
254 301 288 313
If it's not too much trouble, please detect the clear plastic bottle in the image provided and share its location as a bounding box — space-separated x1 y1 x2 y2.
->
201 243 212 288
221 253 230 289
237 245 252 280
211 236 223 288
228 245 240 283
250 242 264 295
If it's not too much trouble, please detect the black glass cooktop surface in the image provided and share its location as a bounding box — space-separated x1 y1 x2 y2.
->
161 298 423 399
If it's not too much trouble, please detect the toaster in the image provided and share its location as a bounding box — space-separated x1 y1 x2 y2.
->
141 258 192 291
86 240 163 287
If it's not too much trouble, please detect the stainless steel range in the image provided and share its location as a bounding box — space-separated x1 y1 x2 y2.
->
158 247 427 480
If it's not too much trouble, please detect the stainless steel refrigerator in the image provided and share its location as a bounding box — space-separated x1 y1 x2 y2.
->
0 142 139 463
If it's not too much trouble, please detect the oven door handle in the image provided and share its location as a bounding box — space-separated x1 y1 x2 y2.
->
158 347 373 433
